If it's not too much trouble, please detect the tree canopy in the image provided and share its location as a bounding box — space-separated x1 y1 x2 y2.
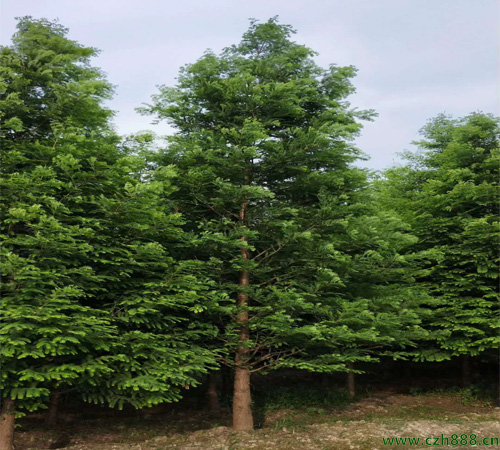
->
0 17 217 422
379 113 500 361
0 16 497 448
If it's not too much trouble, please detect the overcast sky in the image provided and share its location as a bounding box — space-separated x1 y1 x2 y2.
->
1 0 498 170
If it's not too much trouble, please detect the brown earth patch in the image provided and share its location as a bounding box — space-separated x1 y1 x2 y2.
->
15 393 499 450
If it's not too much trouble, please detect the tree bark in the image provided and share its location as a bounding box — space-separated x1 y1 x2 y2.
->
45 391 61 427
233 365 253 430
0 399 15 450
347 363 355 398
232 200 254 431
207 373 220 412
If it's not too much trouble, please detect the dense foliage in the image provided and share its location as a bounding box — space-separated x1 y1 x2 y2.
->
0 17 217 423
379 113 499 362
140 18 434 429
0 16 497 446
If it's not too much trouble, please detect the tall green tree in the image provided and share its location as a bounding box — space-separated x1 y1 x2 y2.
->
0 18 216 449
0 19 118 448
141 18 378 430
272 179 433 396
380 113 500 375
305 201 432 394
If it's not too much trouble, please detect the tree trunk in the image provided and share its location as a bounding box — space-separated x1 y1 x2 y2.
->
232 200 254 431
461 355 471 387
496 375 500 408
347 363 355 398
45 391 60 427
0 399 15 450
207 373 220 412
233 366 253 430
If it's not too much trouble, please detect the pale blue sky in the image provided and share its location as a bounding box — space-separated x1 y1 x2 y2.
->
1 0 498 170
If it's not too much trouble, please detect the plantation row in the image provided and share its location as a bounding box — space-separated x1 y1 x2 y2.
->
0 16 498 449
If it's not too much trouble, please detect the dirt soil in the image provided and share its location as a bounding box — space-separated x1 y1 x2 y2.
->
16 392 500 450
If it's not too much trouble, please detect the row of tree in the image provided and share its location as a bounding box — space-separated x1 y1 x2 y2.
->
0 16 498 449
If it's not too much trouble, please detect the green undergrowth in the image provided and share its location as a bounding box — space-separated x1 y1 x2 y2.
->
256 384 354 412
251 384 355 430
409 383 496 406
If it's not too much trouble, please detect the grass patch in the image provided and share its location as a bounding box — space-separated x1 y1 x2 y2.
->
409 383 495 407
252 384 354 430
255 384 353 412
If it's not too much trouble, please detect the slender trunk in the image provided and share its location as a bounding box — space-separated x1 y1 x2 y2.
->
347 363 355 398
0 399 15 450
233 365 253 430
44 391 61 427
496 375 500 408
232 200 254 431
461 355 471 387
207 373 220 412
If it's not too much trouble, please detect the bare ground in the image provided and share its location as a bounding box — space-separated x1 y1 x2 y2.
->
16 392 500 450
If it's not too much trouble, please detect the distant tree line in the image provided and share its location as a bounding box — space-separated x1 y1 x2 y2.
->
0 16 498 449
